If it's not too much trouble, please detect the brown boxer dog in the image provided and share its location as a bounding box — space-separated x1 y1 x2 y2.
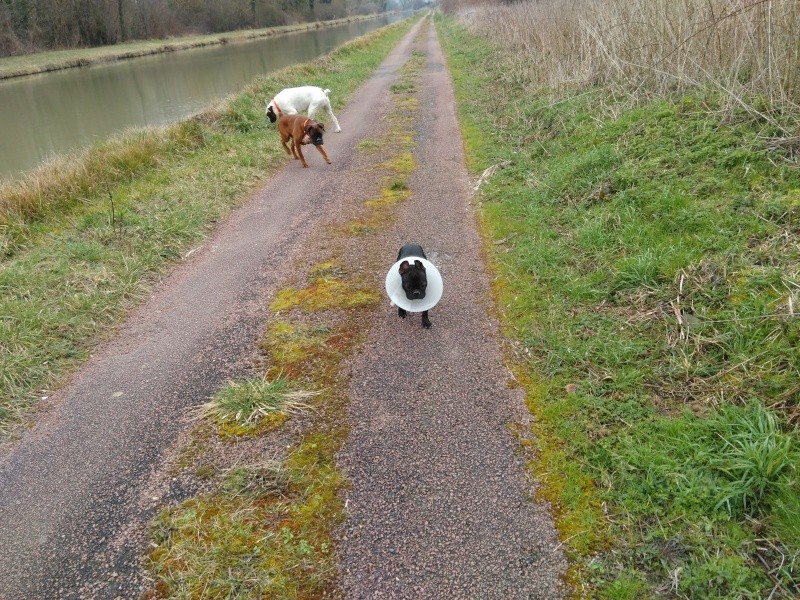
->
277 114 332 168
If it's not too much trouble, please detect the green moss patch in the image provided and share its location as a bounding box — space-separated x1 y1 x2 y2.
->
149 442 343 599
270 277 379 313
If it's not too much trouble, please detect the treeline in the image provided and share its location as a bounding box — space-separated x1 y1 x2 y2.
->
0 0 391 56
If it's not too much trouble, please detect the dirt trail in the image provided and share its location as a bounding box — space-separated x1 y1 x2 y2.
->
0 17 566 599
334 20 567 598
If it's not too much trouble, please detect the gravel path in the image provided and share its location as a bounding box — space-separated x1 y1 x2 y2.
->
335 20 568 599
0 17 567 599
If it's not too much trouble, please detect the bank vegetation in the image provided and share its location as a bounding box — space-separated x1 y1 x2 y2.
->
0 0 411 57
436 0 799 597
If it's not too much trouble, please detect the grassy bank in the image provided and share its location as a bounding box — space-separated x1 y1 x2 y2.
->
0 14 382 80
0 17 416 437
437 9 800 599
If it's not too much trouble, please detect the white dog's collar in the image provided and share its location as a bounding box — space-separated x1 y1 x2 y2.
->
385 257 443 312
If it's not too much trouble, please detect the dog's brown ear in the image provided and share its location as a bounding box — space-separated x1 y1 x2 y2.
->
414 260 426 271
399 261 410 275
319 123 325 131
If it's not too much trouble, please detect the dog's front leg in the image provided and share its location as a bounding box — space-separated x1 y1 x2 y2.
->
398 307 407 319
287 135 305 166
288 137 302 163
314 144 332 165
421 311 431 329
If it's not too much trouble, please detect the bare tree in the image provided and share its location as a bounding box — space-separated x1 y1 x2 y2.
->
117 0 125 40
0 0 386 56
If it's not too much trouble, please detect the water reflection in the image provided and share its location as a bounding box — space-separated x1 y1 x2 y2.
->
0 15 402 180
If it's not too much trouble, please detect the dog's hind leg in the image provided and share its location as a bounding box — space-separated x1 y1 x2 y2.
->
309 99 341 133
294 143 308 168
323 100 341 133
281 136 294 156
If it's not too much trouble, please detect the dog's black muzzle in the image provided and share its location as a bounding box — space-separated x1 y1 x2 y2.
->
312 135 324 146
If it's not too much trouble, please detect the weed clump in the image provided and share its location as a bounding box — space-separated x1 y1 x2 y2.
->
193 375 315 434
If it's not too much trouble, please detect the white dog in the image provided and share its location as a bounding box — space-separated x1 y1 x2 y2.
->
266 86 341 133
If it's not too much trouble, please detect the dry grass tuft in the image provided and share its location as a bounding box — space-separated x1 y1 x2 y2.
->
0 121 205 225
193 376 317 426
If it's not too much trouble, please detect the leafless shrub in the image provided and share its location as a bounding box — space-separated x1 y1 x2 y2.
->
0 5 25 55
456 0 800 122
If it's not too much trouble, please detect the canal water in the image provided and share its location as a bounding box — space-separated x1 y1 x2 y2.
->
0 13 405 181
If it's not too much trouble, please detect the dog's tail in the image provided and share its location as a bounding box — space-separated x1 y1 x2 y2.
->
323 89 331 97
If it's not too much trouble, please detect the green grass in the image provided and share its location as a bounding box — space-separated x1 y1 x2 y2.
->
0 18 416 437
438 14 800 598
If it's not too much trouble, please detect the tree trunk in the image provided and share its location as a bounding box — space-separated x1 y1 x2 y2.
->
118 0 125 41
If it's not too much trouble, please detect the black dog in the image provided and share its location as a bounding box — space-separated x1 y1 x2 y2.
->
397 243 431 329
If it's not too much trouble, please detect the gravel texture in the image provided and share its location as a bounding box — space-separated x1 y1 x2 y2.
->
0 17 567 599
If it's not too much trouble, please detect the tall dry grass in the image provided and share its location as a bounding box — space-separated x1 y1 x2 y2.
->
0 121 206 227
458 0 800 122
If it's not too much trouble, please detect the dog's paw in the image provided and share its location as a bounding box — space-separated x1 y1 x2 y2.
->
398 308 407 319
422 310 431 329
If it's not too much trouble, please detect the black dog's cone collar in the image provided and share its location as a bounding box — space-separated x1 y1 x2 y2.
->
385 256 443 313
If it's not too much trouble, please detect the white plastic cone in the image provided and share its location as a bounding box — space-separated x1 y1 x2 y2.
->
384 256 443 312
